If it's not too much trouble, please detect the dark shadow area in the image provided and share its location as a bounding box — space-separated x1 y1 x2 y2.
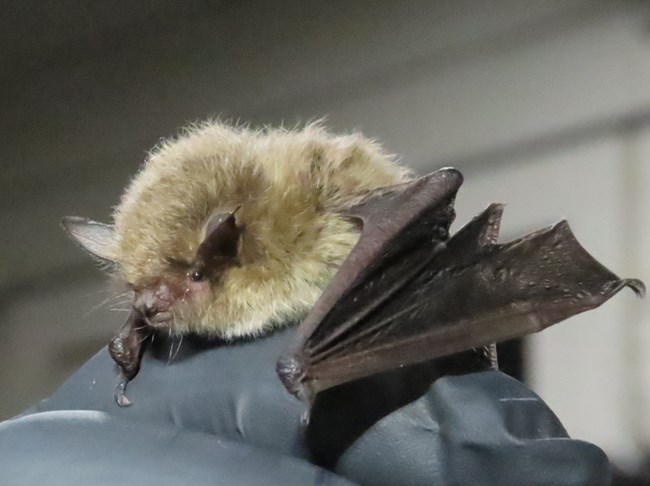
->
307 349 489 468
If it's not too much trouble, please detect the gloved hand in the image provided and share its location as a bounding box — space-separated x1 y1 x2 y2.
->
0 326 610 485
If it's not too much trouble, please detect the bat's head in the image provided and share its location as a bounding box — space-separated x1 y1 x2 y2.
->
63 122 411 338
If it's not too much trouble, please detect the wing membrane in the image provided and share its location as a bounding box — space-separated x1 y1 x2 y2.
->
277 170 645 402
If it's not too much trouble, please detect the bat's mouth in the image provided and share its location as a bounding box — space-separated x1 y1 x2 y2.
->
146 311 173 327
133 285 178 329
147 312 173 326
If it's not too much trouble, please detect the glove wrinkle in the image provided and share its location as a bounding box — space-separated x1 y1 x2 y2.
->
9 326 610 486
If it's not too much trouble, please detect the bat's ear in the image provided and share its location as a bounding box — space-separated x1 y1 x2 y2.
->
195 206 243 273
61 216 117 269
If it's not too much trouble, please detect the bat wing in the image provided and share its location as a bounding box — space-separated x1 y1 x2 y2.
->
276 169 645 403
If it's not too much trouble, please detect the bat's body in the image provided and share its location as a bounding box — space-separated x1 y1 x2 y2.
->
63 121 644 408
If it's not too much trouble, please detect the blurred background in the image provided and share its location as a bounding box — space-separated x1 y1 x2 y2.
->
1 0 650 482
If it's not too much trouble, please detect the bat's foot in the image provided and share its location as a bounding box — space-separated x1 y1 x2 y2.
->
114 378 132 407
296 384 315 426
488 343 499 370
300 408 311 426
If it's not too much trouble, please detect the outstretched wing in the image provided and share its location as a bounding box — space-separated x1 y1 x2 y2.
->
276 169 645 403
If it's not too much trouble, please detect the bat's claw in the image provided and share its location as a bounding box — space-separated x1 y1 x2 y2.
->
488 343 499 370
114 378 132 407
300 408 311 426
296 384 314 426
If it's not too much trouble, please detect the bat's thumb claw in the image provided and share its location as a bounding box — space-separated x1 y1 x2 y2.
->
115 393 132 407
114 379 133 407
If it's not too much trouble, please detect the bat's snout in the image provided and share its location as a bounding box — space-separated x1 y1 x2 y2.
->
133 285 175 328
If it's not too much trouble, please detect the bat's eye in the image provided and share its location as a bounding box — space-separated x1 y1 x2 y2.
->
189 270 204 282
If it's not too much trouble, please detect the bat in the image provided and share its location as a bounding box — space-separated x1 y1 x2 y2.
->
61 121 645 409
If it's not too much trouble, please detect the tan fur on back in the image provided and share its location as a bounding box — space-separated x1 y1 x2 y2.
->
110 121 412 338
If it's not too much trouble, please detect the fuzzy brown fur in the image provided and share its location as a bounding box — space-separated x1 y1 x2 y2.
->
102 122 411 338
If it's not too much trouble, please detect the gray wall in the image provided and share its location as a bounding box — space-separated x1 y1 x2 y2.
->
2 0 649 468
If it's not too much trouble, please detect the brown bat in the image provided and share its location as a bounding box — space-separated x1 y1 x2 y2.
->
62 121 644 408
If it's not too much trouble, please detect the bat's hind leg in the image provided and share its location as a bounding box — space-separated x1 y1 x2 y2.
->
108 311 149 407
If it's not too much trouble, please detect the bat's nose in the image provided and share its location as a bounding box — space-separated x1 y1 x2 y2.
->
133 289 157 315
133 284 174 317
